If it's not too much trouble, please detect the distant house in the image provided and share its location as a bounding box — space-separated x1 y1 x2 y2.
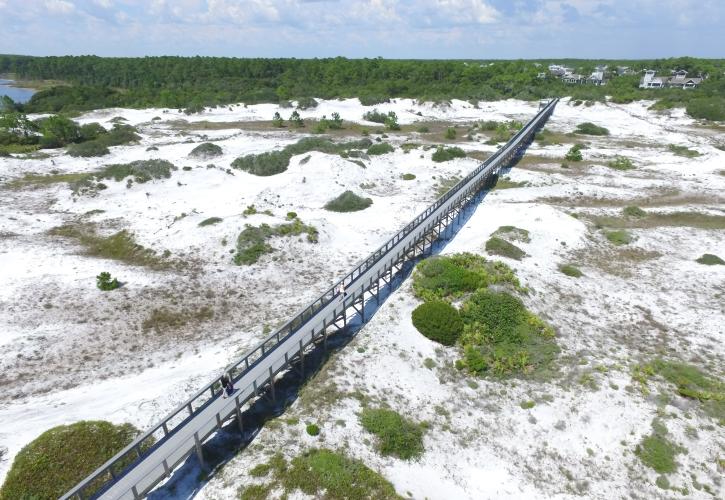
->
588 70 606 86
640 69 704 89
536 72 547 79
548 64 571 77
562 73 586 84
617 66 635 76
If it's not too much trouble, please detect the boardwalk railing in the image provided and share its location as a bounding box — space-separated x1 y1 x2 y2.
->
62 98 558 500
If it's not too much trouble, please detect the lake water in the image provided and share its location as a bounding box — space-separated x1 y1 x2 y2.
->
0 80 36 103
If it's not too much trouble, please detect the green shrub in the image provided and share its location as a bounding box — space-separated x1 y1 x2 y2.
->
199 216 222 227
401 173 416 180
635 433 679 474
485 237 525 260
564 144 583 161
607 157 635 171
296 97 317 109
668 144 701 158
324 191 373 212
431 146 466 162
306 424 320 436
575 122 609 136
417 126 430 133
37 114 81 148
493 226 531 243
286 211 297 220
363 109 388 124
189 142 222 158
605 230 632 246
460 290 526 342
367 142 394 155
445 127 456 139
96 124 140 147
520 400 535 409
686 97 725 121
623 206 647 217
239 484 272 500
79 122 106 141
559 264 583 277
696 253 724 265
0 421 143 500
233 219 318 265
272 111 284 128
412 253 521 301
281 449 401 499
67 140 110 157
360 408 425 459
96 271 119 291
411 300 463 346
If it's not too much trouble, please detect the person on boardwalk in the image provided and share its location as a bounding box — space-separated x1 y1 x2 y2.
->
338 283 347 301
220 374 230 399
224 377 234 398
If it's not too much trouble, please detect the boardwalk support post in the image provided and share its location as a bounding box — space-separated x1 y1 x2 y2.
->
193 432 205 469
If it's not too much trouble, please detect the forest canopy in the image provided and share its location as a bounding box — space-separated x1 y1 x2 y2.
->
0 55 723 120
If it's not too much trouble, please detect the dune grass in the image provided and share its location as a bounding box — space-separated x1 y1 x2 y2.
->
360 408 425 460
324 191 373 212
559 264 583 277
485 236 526 260
234 218 318 265
696 253 724 265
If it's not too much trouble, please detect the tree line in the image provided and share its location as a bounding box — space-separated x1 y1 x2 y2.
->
0 55 723 120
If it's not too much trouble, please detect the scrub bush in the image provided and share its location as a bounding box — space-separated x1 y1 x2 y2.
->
324 191 372 212
360 408 425 460
411 300 463 346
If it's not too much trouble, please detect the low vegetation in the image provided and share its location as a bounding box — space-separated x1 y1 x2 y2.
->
245 449 401 500
49 224 167 268
485 236 526 260
96 271 119 291
366 142 394 155
575 122 609 136
564 143 584 161
696 253 724 265
635 422 680 474
493 225 530 243
231 137 372 176
198 216 222 227
607 156 635 171
623 206 647 217
324 190 373 212
67 140 110 157
189 142 223 158
411 300 463 346
605 229 633 246
233 218 318 265
559 264 583 277
0 421 143 500
142 306 214 332
305 423 320 436
412 253 521 302
68 159 177 195
667 144 701 158
360 408 425 460
457 290 557 377
493 176 528 189
431 145 466 162
401 173 416 180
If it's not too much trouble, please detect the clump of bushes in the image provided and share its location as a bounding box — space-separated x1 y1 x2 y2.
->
199 216 222 227
445 127 456 139
696 253 724 265
668 144 701 158
401 173 416 180
67 140 110 157
360 408 425 460
363 110 399 130
324 191 372 212
366 142 394 156
493 226 530 243
96 271 119 291
66 159 178 194
0 421 143 499
431 146 466 162
635 425 680 474
574 122 609 136
231 137 373 176
559 264 583 277
411 300 463 346
412 253 520 301
686 97 725 121
233 218 318 265
485 236 526 260
306 423 320 436
623 206 647 217
605 229 632 246
189 142 223 158
607 156 635 170
564 143 584 162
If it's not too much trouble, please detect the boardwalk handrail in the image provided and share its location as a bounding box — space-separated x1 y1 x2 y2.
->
62 98 558 500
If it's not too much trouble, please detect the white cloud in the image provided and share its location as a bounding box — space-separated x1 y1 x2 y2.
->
92 0 111 7
44 0 74 14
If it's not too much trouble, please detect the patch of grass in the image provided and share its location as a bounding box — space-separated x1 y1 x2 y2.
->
239 483 272 500
306 423 320 436
248 463 272 478
401 173 416 180
485 236 525 260
233 218 318 265
559 264 583 277
575 122 609 136
67 159 177 195
6 171 92 190
433 175 461 198
493 225 530 243
635 431 679 474
696 253 724 265
142 306 214 332
493 176 528 190
324 190 373 212
412 253 521 301
367 142 394 155
668 144 701 158
189 142 223 158
604 230 633 246
431 146 466 162
623 206 647 217
232 137 372 176
411 300 463 346
457 290 557 377
198 216 222 227
277 449 402 499
520 400 535 409
606 156 635 171
360 408 425 460
0 421 144 500
49 224 167 268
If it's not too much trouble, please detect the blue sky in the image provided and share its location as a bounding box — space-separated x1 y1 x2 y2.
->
0 0 722 59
